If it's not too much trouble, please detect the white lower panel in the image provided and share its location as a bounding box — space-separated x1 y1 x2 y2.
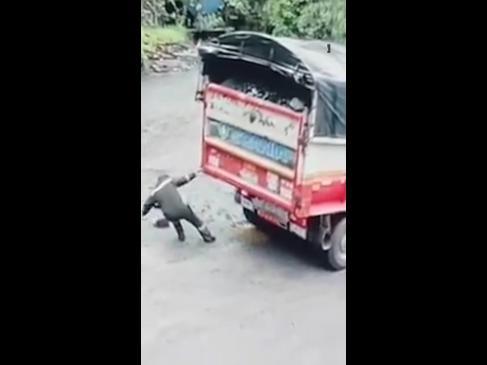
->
304 140 346 179
289 222 307 239
239 196 307 239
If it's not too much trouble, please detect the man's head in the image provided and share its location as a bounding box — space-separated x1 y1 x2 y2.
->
156 174 169 184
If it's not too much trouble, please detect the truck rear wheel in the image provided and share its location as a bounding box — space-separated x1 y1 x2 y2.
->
243 208 260 225
326 218 346 270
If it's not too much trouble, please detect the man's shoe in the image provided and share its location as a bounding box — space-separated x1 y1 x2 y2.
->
203 235 216 243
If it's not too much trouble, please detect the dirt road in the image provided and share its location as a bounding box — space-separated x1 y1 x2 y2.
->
141 71 346 365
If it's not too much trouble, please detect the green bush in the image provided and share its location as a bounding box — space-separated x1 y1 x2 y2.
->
142 25 188 52
263 0 345 41
263 0 306 36
297 0 345 41
141 0 346 44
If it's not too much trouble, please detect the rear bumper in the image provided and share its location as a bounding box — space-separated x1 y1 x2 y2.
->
235 188 308 240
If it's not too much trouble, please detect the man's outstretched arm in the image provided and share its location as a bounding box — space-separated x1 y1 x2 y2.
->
171 172 197 188
142 196 156 216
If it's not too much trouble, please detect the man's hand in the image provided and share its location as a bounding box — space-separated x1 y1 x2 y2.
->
142 195 156 216
142 204 151 216
188 170 202 180
173 170 202 187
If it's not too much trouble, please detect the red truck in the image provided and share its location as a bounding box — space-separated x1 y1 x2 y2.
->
196 32 346 270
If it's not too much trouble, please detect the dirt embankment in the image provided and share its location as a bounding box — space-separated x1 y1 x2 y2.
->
143 43 198 74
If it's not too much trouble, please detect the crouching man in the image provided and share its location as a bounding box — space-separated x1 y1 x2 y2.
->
142 172 216 243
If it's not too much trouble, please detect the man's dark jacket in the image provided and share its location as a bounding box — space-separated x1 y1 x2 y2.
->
142 173 196 221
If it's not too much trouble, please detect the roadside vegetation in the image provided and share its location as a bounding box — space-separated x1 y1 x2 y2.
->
141 0 345 70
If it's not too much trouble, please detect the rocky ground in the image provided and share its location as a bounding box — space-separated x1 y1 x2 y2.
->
143 43 199 74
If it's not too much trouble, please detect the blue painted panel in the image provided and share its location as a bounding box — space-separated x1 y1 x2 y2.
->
208 119 296 169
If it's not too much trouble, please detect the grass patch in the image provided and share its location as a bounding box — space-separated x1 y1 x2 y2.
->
141 26 189 68
142 26 188 54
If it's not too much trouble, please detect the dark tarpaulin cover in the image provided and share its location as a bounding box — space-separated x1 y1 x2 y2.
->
200 32 346 138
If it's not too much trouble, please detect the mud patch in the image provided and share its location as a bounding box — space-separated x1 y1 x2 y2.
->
231 226 269 245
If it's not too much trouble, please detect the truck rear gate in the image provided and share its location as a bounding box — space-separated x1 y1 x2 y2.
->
197 32 346 270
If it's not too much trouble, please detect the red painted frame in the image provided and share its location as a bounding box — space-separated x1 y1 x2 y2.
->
201 83 346 222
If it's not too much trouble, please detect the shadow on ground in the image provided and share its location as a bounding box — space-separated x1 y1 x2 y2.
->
232 222 326 271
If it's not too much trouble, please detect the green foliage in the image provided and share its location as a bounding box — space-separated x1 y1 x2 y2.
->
141 0 346 42
225 0 252 16
142 0 169 26
142 0 185 27
224 0 268 30
296 0 346 41
194 12 226 30
263 0 306 36
263 0 345 41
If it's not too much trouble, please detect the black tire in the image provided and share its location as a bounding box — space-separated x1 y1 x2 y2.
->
243 207 260 225
326 218 346 270
242 208 283 234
